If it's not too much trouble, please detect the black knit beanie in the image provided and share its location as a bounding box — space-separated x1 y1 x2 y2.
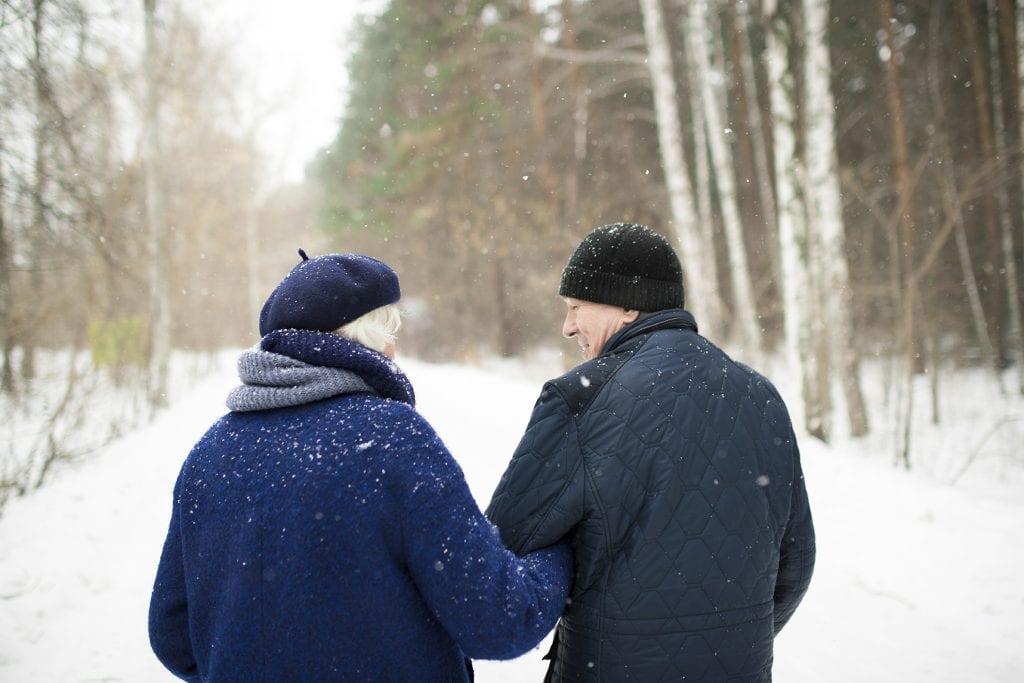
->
559 223 684 311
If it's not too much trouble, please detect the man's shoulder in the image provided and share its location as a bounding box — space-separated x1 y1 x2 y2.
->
621 329 788 409
548 336 648 418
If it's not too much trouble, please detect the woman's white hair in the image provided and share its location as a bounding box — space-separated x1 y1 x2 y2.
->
334 303 402 354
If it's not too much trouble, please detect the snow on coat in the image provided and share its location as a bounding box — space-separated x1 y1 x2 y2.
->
148 330 571 682
487 309 815 682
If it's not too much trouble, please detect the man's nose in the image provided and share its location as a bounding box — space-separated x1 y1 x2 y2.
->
562 313 577 339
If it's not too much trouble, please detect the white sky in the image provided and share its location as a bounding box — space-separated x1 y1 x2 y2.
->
185 0 385 185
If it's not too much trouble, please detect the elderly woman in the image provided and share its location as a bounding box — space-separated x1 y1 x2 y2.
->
149 250 571 682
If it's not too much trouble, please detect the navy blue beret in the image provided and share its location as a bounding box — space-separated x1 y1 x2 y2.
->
258 250 401 337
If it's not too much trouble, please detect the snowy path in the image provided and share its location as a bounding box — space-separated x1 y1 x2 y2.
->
1 357 1022 681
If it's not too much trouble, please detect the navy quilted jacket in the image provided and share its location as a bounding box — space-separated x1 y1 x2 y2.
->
487 310 815 682
149 331 571 682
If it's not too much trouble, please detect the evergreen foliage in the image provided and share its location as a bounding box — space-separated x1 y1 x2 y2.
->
316 0 1024 378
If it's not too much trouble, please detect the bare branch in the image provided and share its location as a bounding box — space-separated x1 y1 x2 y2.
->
534 41 647 66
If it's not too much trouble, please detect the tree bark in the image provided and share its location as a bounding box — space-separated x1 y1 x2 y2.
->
25 0 48 383
987 0 1024 393
681 8 719 313
959 0 1006 365
639 0 717 331
764 0 827 440
144 0 170 408
0 136 13 394
561 0 585 221
687 0 763 356
244 196 262 330
803 0 868 436
926 11 998 380
733 0 781 289
1018 0 1024 298
881 0 916 467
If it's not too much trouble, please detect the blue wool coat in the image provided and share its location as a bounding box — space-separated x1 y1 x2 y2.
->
487 310 815 682
149 330 571 682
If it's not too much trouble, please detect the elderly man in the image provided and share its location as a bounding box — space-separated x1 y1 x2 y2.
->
487 223 815 682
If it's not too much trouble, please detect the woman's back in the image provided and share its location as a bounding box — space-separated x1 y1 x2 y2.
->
153 384 569 682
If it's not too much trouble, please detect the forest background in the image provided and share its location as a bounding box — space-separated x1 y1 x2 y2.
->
1 0 1023 508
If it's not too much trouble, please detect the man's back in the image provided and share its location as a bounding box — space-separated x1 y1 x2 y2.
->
488 310 815 681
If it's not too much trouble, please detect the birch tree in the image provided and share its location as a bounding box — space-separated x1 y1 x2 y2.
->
687 43 715 267
679 3 719 322
763 0 828 439
803 0 867 436
0 142 11 393
0 8 14 395
25 0 48 382
686 0 763 356
988 0 1024 394
958 0 1004 363
639 0 717 332
143 0 170 408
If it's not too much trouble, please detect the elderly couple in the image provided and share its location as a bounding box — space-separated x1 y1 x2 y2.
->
149 223 815 682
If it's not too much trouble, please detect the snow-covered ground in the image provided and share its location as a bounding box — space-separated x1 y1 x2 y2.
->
0 353 1022 681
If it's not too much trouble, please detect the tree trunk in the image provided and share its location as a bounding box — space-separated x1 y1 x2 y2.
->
1018 0 1024 303
803 0 868 436
244 197 262 331
764 0 826 440
562 0 585 222
1017 0 1024 390
493 254 516 358
687 0 763 357
144 0 170 408
0 137 13 394
682 12 719 314
526 6 558 219
881 0 916 467
924 7 997 379
733 0 781 290
924 10 994 383
988 0 1024 393
639 0 716 331
25 0 49 383
959 0 1006 365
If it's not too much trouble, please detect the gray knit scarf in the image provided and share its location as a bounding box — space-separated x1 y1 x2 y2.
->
226 349 375 412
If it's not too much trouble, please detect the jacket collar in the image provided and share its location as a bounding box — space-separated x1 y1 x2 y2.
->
603 308 699 355
260 329 415 406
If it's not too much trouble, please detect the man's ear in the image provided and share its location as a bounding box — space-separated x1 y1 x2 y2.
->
623 309 640 324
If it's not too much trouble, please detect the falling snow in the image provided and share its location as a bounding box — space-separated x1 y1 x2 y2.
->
0 356 1021 682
